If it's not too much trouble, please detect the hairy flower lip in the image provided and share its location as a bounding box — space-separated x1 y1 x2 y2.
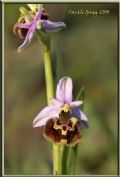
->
33 77 88 128
44 117 82 146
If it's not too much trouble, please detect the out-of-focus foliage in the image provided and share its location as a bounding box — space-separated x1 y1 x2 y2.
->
4 3 118 175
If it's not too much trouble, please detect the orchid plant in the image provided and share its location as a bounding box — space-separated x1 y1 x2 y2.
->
13 4 89 175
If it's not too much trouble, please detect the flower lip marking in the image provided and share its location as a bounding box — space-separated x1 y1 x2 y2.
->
44 117 82 146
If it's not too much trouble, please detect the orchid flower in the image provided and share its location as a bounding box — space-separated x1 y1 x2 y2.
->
33 77 88 146
14 7 66 53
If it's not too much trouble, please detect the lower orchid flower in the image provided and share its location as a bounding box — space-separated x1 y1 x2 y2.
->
13 6 66 53
33 77 88 146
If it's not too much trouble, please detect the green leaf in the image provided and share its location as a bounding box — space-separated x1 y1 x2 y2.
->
61 145 69 174
68 86 85 174
76 86 85 110
67 145 78 174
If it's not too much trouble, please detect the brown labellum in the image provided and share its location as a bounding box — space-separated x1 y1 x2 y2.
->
44 117 82 146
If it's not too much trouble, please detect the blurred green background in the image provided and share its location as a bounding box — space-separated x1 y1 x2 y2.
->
4 3 118 175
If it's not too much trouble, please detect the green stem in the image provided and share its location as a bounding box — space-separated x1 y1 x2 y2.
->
37 31 61 175
53 144 61 175
43 50 61 175
43 50 54 105
43 49 61 175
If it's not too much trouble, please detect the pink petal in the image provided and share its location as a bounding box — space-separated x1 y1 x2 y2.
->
50 98 63 107
80 111 88 122
70 101 83 108
17 22 33 29
17 24 35 53
33 112 59 127
34 7 42 21
42 20 66 32
33 105 60 127
56 77 73 103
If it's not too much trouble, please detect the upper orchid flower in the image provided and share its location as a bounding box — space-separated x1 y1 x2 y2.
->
33 77 88 146
13 6 66 53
